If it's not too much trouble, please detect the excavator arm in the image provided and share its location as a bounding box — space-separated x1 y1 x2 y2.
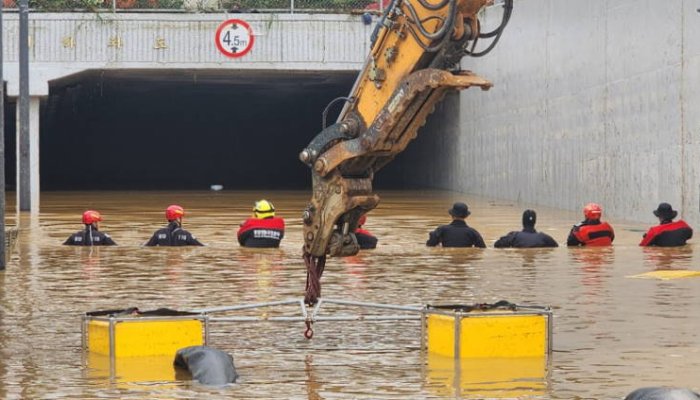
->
300 0 513 306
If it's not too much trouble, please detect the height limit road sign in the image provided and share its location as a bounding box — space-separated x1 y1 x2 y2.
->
215 19 254 58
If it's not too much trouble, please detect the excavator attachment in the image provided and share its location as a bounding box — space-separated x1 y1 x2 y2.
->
300 0 513 307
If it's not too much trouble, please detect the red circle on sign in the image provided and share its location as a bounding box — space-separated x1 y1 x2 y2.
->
215 19 255 58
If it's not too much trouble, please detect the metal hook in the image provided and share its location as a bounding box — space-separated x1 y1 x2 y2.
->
304 320 314 339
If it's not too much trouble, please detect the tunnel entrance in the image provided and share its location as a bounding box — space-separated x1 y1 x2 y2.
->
41 69 359 190
2 69 449 192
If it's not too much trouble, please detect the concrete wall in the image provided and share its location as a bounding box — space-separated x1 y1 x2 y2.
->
377 92 460 189
1 12 372 95
454 0 700 224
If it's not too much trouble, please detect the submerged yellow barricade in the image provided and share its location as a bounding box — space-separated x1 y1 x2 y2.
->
422 302 552 398
80 299 552 395
422 302 552 358
628 269 700 280
82 308 206 358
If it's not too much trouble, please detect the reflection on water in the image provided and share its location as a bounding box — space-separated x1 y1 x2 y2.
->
0 191 698 398
425 354 547 399
642 246 695 270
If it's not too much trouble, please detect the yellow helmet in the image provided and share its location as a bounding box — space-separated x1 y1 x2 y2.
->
254 199 275 219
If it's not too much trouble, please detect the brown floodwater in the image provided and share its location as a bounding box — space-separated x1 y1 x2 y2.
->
0 190 698 399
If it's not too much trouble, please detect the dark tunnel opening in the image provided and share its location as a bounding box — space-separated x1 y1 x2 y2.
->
3 70 447 192
41 70 359 190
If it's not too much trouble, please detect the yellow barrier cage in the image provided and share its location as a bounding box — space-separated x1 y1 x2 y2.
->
81 308 206 358
421 302 552 398
422 303 552 359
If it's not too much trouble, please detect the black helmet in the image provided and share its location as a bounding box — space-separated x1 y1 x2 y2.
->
522 209 537 227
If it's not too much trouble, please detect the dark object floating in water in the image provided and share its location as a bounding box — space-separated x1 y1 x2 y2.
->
625 387 700 400
174 345 238 386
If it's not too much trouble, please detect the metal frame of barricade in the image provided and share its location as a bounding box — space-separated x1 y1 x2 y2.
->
81 313 210 380
81 299 552 364
421 305 553 358
81 314 211 351
193 299 552 359
81 299 552 392
192 298 425 344
80 298 425 358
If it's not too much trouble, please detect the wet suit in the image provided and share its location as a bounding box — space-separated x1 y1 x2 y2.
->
639 220 693 247
145 221 203 246
426 220 486 248
355 228 378 250
494 227 559 248
567 219 614 246
237 217 285 248
64 225 116 246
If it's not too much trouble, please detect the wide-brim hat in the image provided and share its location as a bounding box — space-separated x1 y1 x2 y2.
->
653 202 677 220
448 202 470 218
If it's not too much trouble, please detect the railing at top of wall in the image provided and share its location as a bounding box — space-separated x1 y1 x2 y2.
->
0 0 388 13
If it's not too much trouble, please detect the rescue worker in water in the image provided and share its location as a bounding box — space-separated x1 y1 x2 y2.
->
64 210 117 246
355 215 378 249
237 200 285 248
567 203 615 246
639 202 693 247
494 209 558 248
145 205 204 246
426 202 486 248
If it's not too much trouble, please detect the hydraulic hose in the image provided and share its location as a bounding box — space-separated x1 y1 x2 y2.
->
404 0 456 41
466 0 513 57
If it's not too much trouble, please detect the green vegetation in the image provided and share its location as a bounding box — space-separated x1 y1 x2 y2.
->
20 0 184 10
8 0 369 11
221 0 370 11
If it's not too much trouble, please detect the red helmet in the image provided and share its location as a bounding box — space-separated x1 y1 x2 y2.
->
358 215 367 226
82 210 102 225
583 203 602 220
166 205 185 221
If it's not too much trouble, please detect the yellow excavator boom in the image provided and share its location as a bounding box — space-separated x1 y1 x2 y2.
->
299 0 513 306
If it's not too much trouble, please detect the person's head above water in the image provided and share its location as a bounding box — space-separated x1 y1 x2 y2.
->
522 209 537 229
653 202 678 222
448 202 470 219
358 214 367 227
583 203 602 221
82 210 102 227
254 199 275 219
166 205 185 223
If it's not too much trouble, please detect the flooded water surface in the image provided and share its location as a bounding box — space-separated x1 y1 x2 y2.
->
0 191 698 399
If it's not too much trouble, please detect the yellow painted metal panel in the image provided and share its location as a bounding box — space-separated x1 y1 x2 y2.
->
628 270 700 280
87 319 203 357
114 320 202 357
427 312 548 358
426 353 546 399
87 320 111 355
427 314 455 357
459 314 546 358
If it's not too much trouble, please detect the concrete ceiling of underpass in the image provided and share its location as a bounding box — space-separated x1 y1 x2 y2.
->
51 69 356 92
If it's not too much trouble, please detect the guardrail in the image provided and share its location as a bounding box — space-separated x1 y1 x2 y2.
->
1 0 387 13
